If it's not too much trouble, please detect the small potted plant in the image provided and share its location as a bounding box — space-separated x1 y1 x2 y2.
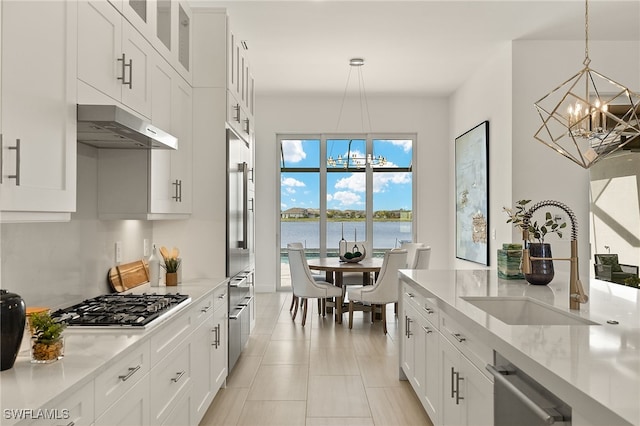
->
623 275 640 288
30 311 66 363
504 199 567 285
160 246 181 286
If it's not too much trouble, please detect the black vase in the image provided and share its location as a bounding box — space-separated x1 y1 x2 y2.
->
525 243 554 285
1 289 26 371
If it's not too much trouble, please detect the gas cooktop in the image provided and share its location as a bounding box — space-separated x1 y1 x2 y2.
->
51 293 190 328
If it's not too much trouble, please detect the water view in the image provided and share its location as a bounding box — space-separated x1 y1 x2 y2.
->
280 221 412 260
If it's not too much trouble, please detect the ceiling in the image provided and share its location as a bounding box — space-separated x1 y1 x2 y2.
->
188 1 640 96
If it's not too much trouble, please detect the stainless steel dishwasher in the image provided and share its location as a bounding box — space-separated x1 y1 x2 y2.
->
487 353 571 426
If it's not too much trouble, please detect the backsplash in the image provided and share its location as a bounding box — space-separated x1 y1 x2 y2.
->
0 145 152 310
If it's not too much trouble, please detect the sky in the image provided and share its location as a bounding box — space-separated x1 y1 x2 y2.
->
280 138 413 212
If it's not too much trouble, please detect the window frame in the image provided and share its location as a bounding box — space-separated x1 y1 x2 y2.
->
277 132 417 290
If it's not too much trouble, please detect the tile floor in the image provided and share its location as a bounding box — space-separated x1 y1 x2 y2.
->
199 292 434 426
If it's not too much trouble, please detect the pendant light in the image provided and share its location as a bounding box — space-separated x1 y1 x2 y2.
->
533 0 640 169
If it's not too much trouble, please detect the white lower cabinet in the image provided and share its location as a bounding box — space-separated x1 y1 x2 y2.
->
36 283 229 426
211 286 228 393
94 342 151 415
191 284 228 424
440 336 493 426
150 342 192 425
95 374 150 426
400 282 492 426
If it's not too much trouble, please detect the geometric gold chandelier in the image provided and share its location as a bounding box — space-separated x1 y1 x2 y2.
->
533 0 640 169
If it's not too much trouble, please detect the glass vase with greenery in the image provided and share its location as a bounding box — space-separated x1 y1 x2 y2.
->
30 311 66 363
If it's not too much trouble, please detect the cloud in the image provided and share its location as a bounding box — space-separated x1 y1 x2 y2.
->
377 139 412 153
333 171 411 193
281 140 306 163
281 177 306 188
331 191 362 207
327 194 333 202
286 187 296 194
335 174 365 192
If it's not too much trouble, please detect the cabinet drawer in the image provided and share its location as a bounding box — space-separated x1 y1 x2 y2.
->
150 342 192 425
95 341 150 415
402 286 423 310
192 293 214 324
420 298 439 329
95 373 150 426
213 284 228 311
440 312 492 375
150 308 192 365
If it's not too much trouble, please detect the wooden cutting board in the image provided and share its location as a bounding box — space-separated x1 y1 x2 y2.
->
108 260 150 293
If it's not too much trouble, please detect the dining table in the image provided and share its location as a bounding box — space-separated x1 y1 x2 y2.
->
307 256 384 287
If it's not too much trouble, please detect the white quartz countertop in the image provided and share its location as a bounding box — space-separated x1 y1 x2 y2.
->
0 278 227 424
399 269 640 426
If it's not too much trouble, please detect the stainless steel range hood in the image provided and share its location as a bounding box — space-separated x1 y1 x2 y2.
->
77 105 178 150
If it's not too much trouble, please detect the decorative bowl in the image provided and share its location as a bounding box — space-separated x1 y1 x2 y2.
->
340 246 366 263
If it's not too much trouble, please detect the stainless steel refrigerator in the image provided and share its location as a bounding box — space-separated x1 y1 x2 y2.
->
226 128 254 372
226 128 253 278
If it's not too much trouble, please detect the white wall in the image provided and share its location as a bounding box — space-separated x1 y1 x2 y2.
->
254 94 449 292
449 42 513 270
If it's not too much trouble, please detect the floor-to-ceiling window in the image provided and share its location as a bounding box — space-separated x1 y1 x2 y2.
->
279 134 415 289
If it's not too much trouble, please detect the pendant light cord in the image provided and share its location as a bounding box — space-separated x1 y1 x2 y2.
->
583 0 591 66
335 66 354 131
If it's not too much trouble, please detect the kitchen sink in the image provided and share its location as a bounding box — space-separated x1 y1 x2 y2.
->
461 297 599 326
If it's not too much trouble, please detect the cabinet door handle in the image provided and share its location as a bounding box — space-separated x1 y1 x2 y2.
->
422 326 432 334
201 305 211 313
216 324 221 347
452 333 466 343
171 371 186 383
406 317 413 338
233 104 241 123
244 118 250 134
405 292 414 298
117 53 133 89
8 139 20 186
455 371 464 405
249 198 254 212
118 365 141 381
218 293 226 300
423 306 434 314
450 367 456 398
172 179 182 202
212 325 218 348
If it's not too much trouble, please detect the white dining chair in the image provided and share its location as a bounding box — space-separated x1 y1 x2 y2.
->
400 242 425 269
347 249 407 334
287 242 325 313
412 246 432 269
288 246 343 326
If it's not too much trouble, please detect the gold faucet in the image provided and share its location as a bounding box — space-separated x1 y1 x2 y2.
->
520 200 589 310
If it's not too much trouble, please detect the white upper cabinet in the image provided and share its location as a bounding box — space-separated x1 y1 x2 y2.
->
193 9 255 144
0 0 77 222
78 0 152 118
149 60 192 217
